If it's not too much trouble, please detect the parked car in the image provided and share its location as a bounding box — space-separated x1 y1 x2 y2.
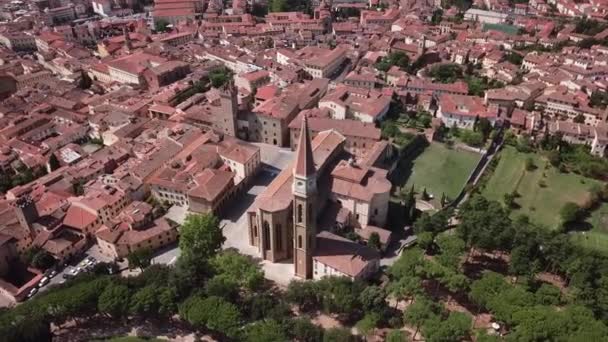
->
27 287 38 298
48 270 57 278
38 277 49 288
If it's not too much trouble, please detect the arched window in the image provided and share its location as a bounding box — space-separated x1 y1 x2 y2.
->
297 204 303 223
263 221 270 250
298 235 303 248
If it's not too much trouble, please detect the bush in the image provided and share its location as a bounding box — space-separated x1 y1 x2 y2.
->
461 130 484 147
525 157 536 171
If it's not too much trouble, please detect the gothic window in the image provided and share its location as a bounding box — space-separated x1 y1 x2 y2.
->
263 221 270 250
297 204 303 223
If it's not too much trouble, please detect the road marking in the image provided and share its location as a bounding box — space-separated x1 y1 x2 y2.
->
168 256 177 265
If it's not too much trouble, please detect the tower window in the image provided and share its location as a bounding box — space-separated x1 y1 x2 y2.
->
297 204 303 223
298 235 302 248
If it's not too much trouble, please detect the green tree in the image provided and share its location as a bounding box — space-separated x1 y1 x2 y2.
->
48 153 60 171
179 213 225 262
422 311 471 342
31 250 55 270
127 248 153 270
98 282 130 317
290 317 324 342
359 285 386 313
203 296 242 337
431 9 443 25
209 68 232 88
356 312 380 338
129 285 160 317
404 296 442 338
367 232 382 251
286 280 320 311
386 329 407 342
436 234 465 270
211 250 264 290
154 19 170 32
323 327 354 342
244 319 288 342
560 202 582 225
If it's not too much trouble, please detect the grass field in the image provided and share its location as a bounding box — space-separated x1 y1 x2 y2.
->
482 147 601 229
403 143 480 206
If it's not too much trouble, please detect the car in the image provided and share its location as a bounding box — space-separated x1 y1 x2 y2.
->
27 287 38 298
48 270 57 278
62 273 73 279
59 279 66 285
87 256 96 262
38 277 49 288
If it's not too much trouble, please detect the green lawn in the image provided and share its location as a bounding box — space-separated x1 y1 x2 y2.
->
571 203 608 255
403 143 480 206
482 147 601 229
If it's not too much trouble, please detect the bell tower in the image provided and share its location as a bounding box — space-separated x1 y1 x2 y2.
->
293 115 317 279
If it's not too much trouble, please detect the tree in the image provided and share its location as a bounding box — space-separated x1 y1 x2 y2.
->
475 118 493 140
290 317 324 342
422 311 471 342
129 285 160 317
427 64 463 83
154 19 169 32
209 68 232 88
421 188 430 201
560 202 582 225
48 153 60 171
78 70 92 89
203 296 242 337
127 248 152 270
359 285 386 313
323 327 354 342
457 196 514 253
367 232 382 251
31 250 55 270
205 275 238 299
431 9 443 25
244 319 288 342
179 213 225 263
436 234 465 270
98 282 130 317
180 295 242 337
286 280 320 311
404 296 442 339
386 330 407 342
356 312 380 338
211 250 264 290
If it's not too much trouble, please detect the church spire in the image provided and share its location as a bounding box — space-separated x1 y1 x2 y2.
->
294 115 315 178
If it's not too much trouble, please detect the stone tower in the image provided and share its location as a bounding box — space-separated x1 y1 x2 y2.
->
215 81 238 137
292 115 317 279
123 26 132 51
12 195 39 235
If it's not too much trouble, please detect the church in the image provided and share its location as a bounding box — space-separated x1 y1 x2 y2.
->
247 116 392 280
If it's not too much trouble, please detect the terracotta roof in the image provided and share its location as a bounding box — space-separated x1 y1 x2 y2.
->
313 231 380 278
